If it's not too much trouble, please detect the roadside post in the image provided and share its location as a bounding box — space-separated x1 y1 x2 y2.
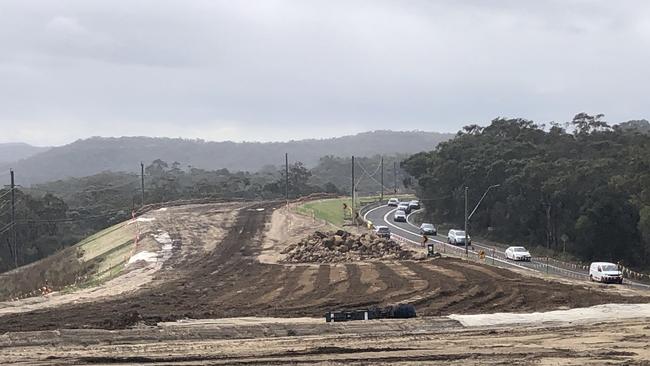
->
427 243 435 257
492 247 495 265
546 256 549 274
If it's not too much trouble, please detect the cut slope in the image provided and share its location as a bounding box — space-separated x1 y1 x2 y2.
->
0 220 138 301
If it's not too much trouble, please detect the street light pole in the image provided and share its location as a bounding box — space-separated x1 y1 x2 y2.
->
465 184 500 256
464 186 468 256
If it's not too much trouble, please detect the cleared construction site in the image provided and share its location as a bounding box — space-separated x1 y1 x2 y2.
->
1 200 650 364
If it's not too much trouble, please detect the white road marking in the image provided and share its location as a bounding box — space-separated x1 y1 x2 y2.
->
365 204 650 287
404 208 593 278
368 205 532 271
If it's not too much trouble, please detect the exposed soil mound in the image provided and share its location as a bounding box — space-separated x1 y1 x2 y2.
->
282 230 419 263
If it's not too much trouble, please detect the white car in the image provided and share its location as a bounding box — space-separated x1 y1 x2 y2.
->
393 210 407 222
397 202 411 214
505 246 531 261
589 262 623 284
387 198 399 207
447 229 470 245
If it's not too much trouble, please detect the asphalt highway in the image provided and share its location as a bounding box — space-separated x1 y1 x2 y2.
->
363 203 650 289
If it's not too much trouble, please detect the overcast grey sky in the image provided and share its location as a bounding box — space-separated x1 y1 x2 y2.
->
1 1 649 146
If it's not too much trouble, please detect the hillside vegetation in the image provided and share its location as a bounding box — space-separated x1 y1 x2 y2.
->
1 130 452 185
403 114 650 269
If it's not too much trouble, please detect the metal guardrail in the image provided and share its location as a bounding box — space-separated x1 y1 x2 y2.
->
358 200 650 285
358 199 384 219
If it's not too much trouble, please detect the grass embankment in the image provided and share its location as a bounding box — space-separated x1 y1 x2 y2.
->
296 198 352 227
296 194 416 227
0 220 138 299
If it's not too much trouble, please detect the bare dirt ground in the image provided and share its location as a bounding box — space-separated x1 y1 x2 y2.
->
0 204 237 316
0 200 647 333
1 200 650 365
2 315 650 365
258 204 332 264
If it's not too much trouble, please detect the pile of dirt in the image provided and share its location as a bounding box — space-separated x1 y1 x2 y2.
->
281 230 417 263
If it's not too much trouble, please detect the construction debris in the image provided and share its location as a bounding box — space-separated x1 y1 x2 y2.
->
281 230 419 263
325 304 417 322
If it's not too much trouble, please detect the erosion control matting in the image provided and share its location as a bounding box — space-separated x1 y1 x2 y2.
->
0 201 648 332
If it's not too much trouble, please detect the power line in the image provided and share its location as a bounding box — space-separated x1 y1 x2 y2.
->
26 180 140 195
0 222 13 235
16 211 127 224
355 158 384 190
0 187 14 200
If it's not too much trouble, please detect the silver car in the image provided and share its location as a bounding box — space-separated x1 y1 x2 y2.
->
447 229 470 245
419 223 437 236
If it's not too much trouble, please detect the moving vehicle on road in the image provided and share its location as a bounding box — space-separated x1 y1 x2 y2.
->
387 198 399 207
419 223 437 236
505 246 531 261
589 262 623 284
397 202 411 214
447 229 470 245
409 200 420 210
374 225 391 239
393 210 407 222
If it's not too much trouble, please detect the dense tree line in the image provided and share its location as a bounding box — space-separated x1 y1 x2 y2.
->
403 114 650 268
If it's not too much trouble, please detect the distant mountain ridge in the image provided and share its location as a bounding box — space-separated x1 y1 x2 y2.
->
0 143 50 165
1 130 453 185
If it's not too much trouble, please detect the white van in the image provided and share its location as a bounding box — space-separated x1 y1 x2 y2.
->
589 262 623 284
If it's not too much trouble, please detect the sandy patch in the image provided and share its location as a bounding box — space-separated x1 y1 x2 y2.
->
450 303 650 327
259 204 331 264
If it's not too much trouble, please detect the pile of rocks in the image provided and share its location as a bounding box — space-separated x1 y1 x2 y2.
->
281 230 417 263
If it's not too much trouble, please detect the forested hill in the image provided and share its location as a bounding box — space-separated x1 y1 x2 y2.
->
403 114 650 269
1 130 452 185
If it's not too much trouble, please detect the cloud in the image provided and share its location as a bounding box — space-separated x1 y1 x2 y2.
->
0 1 649 146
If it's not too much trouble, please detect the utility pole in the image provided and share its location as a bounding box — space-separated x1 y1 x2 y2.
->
285 153 289 204
140 162 145 207
10 169 17 268
380 156 384 202
351 156 355 214
393 161 397 194
464 186 469 256
464 184 500 257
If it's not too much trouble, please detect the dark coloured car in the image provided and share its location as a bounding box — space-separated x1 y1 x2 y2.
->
374 226 391 238
419 223 437 236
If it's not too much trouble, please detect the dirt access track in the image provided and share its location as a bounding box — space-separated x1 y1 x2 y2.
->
0 200 647 333
4 316 650 365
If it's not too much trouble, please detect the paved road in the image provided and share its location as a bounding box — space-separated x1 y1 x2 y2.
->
364 204 650 289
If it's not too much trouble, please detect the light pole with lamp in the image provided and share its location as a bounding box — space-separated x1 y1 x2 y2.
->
465 184 501 255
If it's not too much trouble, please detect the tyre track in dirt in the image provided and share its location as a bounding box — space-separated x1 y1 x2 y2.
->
1 201 649 332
